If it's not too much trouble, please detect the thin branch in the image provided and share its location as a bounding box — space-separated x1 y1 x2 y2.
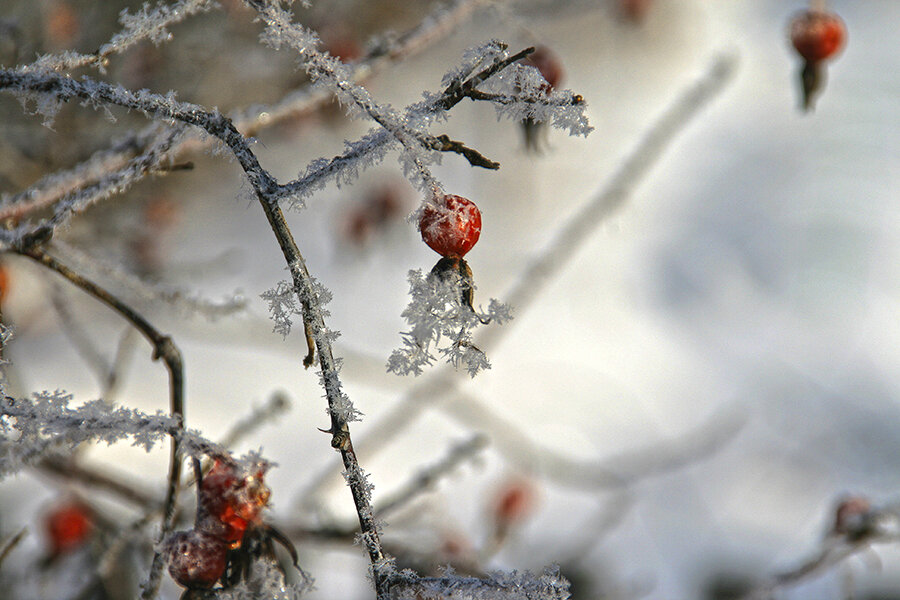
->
27 0 219 73
427 134 500 170
13 246 185 600
292 434 489 542
0 528 27 569
49 282 115 393
218 390 291 450
740 533 900 600
375 434 489 519
38 454 159 510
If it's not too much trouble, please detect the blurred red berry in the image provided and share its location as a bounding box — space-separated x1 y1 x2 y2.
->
343 184 407 246
44 1 80 50
833 496 872 538
522 46 564 92
165 529 229 589
45 501 93 555
419 194 482 259
493 478 537 526
789 8 846 111
790 9 846 63
620 0 653 23
0 262 9 305
322 24 363 63
199 458 270 548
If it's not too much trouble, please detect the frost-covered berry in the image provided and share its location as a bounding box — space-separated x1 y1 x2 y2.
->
165 529 229 589
419 194 482 258
45 501 93 555
790 9 846 63
198 458 270 547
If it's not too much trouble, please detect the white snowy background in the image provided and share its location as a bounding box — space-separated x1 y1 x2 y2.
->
1 0 899 598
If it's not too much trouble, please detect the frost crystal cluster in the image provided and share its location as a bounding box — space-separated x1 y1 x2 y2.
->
388 268 512 377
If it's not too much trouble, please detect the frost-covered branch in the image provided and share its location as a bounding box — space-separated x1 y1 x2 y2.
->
0 0 497 225
275 41 591 205
0 391 220 475
52 239 248 321
385 566 571 600
26 0 219 73
740 498 900 600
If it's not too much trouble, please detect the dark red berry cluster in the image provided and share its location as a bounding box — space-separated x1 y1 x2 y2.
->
166 457 270 590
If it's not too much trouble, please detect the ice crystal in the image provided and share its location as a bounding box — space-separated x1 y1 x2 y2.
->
261 279 301 338
387 565 571 600
0 391 228 475
213 558 312 600
387 268 511 378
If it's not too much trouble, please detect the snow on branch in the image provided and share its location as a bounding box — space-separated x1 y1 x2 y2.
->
0 391 230 477
386 565 571 600
387 267 511 378
52 240 248 321
27 0 220 73
0 0 495 226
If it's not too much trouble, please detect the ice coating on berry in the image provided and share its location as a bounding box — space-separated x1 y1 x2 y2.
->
419 194 482 258
790 10 846 63
165 529 228 589
198 457 270 547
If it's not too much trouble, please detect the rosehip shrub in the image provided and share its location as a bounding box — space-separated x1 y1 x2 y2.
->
419 194 482 259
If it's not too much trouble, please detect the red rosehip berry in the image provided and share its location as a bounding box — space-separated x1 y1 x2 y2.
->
198 458 270 548
165 529 229 589
419 194 482 258
45 501 93 555
790 9 846 63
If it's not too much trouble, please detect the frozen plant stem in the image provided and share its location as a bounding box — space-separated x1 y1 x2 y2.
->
256 195 390 595
13 246 184 600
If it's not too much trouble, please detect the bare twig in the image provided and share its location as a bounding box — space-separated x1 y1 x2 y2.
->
218 391 291 450
0 528 27 569
427 134 501 170
38 454 159 510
